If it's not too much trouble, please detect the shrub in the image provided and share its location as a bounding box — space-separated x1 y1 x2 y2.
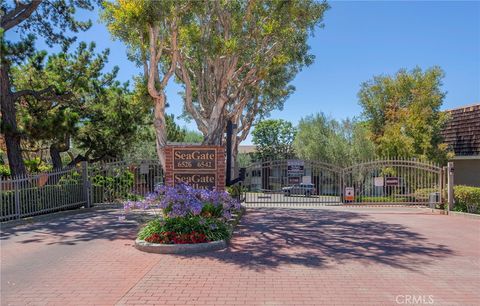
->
24 157 52 173
128 184 241 244
126 184 240 219
145 231 208 244
138 218 164 240
0 164 11 178
227 184 244 199
137 214 232 244
454 185 480 214
356 195 409 203
91 168 135 203
413 188 437 199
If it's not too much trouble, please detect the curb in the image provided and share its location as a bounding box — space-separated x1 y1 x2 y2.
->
448 210 480 219
135 239 227 254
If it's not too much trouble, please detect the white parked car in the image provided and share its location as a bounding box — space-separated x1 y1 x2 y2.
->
282 183 316 197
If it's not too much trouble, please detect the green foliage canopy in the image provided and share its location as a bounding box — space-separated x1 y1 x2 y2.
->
252 119 296 161
1 0 100 176
358 66 452 164
12 43 149 166
176 0 329 144
293 113 376 166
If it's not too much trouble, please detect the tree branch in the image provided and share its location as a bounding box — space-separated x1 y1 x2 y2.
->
2 1 42 31
12 86 72 101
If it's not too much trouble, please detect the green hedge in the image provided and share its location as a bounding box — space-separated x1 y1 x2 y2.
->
413 188 438 199
355 195 410 203
90 168 135 203
454 185 480 214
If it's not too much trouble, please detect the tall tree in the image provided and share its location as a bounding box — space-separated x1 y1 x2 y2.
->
124 115 203 160
1 0 97 176
228 64 296 175
0 0 98 176
358 66 451 164
14 54 150 169
103 0 327 170
103 0 182 169
252 119 296 161
12 42 130 168
294 113 376 166
177 0 328 147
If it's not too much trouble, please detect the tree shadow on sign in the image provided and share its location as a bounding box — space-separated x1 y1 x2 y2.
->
179 208 453 272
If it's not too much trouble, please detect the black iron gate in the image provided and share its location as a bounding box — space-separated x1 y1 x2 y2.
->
242 158 444 207
243 160 342 206
342 159 443 205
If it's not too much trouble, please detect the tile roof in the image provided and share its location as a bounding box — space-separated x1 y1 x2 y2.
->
441 104 480 156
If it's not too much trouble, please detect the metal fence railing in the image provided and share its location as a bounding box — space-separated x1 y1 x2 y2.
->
89 160 163 205
1 160 164 222
0 164 88 221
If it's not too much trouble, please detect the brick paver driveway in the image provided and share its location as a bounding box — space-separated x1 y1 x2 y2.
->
1 206 479 306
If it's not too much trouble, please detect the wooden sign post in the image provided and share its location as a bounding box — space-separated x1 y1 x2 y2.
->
164 145 226 191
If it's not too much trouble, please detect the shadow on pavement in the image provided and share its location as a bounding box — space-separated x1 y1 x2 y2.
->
1 207 454 272
0 208 148 245
180 208 453 271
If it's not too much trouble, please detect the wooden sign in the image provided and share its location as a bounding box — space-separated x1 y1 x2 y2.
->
165 145 225 191
173 173 216 190
173 148 216 170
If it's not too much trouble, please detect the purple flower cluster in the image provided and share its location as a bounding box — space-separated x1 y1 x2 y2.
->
123 184 241 220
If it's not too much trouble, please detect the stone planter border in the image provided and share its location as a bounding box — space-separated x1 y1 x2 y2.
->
135 238 228 254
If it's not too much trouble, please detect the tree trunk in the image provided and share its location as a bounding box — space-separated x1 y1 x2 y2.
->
49 145 63 170
203 117 225 145
153 95 167 171
203 100 227 145
0 62 26 177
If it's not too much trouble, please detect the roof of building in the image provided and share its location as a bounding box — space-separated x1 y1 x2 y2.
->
238 145 256 154
441 104 480 156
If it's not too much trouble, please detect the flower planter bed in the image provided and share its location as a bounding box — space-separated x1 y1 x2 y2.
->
124 184 245 254
134 206 245 254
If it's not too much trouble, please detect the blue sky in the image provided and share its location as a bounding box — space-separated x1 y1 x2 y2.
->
8 1 480 145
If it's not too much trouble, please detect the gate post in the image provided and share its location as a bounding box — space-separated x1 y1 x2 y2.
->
339 170 344 204
81 161 91 208
447 162 454 212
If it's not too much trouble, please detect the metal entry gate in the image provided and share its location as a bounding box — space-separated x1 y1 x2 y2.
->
242 159 443 207
343 159 443 205
243 160 342 206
